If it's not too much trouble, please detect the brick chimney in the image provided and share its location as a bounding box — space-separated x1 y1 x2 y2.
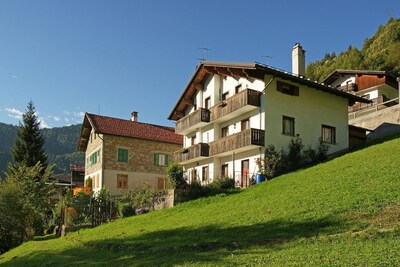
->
131 111 138 122
292 43 305 76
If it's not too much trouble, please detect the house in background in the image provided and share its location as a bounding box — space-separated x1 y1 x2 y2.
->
77 112 182 195
48 164 85 204
169 44 369 186
323 69 400 139
322 69 398 112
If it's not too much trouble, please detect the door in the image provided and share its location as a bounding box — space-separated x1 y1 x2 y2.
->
241 160 249 188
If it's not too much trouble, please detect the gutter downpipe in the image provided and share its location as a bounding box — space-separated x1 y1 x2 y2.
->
260 74 276 168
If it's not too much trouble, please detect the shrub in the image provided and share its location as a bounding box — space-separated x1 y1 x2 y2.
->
209 177 235 189
287 135 304 170
263 145 283 178
120 203 135 218
166 162 187 189
0 179 34 254
86 177 92 187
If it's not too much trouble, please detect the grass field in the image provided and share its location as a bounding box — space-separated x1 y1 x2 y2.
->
1 135 400 266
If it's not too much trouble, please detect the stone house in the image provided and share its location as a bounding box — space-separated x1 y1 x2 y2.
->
77 112 183 195
169 44 369 186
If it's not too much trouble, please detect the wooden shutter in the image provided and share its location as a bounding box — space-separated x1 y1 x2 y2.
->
154 153 159 165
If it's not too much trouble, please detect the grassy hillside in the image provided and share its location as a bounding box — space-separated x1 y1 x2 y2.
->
1 135 400 266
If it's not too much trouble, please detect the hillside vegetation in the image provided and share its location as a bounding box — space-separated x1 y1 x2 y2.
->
0 123 84 175
1 135 399 266
306 17 400 81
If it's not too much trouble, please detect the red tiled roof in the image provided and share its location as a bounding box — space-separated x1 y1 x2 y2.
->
87 113 182 145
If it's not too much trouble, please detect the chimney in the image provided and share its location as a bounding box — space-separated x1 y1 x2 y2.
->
292 43 305 76
131 111 138 122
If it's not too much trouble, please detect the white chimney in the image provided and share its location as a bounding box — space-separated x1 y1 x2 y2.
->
131 111 138 122
292 43 305 76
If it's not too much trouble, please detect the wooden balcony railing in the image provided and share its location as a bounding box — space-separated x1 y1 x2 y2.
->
337 83 358 93
175 108 210 134
210 89 261 122
209 128 265 156
174 143 209 163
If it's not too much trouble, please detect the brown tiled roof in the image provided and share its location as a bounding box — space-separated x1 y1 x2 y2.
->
78 113 182 151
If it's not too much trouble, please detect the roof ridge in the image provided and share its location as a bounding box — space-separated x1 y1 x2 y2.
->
86 113 175 131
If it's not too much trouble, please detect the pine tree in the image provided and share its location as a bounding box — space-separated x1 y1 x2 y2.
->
12 101 48 168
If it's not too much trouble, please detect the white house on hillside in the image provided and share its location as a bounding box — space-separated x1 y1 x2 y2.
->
169 44 369 187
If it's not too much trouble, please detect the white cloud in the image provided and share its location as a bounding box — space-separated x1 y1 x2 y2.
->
49 116 61 122
11 75 18 79
5 107 23 119
64 118 70 122
73 111 85 118
38 118 50 129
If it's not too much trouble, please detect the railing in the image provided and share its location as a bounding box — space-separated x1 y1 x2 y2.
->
174 143 209 163
209 128 265 156
349 96 399 120
337 83 358 93
209 89 261 121
175 108 210 134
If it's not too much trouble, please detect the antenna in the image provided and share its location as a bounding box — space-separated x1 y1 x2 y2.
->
262 55 272 65
197 47 212 61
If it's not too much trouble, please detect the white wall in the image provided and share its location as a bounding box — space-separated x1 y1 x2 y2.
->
265 76 349 154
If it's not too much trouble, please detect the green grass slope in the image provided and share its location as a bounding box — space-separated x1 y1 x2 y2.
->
1 136 400 266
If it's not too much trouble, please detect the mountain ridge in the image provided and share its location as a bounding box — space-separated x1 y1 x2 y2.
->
0 122 84 175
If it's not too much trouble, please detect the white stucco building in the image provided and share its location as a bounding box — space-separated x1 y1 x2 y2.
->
169 44 369 187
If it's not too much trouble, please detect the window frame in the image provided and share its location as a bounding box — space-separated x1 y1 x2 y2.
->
282 116 295 136
321 124 336 144
117 174 128 189
222 92 229 101
117 148 129 162
241 118 250 131
154 153 170 166
277 81 299 96
202 166 209 182
221 163 229 178
205 97 211 109
221 126 229 138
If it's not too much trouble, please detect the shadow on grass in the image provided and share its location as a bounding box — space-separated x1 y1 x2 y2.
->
5 215 349 266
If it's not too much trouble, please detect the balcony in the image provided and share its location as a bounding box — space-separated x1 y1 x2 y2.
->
175 108 210 135
209 128 265 157
174 143 209 164
210 89 261 123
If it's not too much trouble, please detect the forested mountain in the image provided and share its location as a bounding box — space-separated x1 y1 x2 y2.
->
0 123 84 175
306 18 400 82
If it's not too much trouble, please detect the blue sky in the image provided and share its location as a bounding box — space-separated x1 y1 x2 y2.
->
0 0 398 128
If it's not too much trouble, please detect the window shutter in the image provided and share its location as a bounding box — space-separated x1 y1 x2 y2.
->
154 153 159 165
166 155 170 166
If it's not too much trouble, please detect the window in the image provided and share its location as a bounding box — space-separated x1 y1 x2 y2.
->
190 135 196 146
221 164 229 177
193 97 197 111
202 166 209 182
241 118 250 131
277 81 299 96
192 168 197 181
221 126 229 138
157 177 166 189
235 84 242 94
118 148 128 162
322 125 336 144
88 149 100 166
205 97 211 109
282 116 295 136
154 153 170 166
117 174 128 189
222 92 229 101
